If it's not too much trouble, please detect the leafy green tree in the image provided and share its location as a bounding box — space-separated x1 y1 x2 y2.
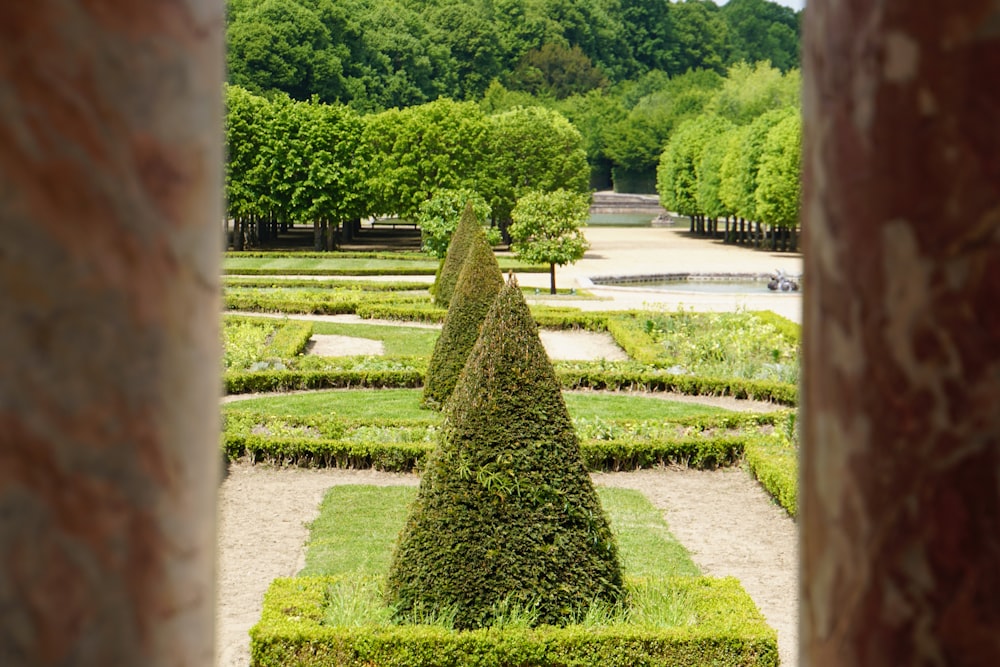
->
486 105 590 233
418 190 495 260
389 277 623 629
292 99 367 249
718 107 792 222
620 0 674 72
224 84 272 248
721 0 800 72
422 228 504 407
555 89 628 188
696 121 738 222
708 60 800 126
755 111 802 229
509 189 591 294
666 0 729 75
226 0 349 102
603 68 722 187
507 42 608 99
363 99 491 220
426 3 504 100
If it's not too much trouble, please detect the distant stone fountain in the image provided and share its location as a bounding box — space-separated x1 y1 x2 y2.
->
767 269 800 292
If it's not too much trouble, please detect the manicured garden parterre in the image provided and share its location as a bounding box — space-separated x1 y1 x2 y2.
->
223 251 799 666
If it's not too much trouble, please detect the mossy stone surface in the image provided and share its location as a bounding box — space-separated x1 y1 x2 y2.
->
389 279 624 629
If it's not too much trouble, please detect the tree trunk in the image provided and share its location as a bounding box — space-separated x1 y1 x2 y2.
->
313 219 323 251
342 217 354 242
233 217 244 250
689 215 695 233
549 263 557 295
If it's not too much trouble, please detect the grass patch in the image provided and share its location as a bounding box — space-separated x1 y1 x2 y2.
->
309 321 439 357
226 389 434 422
299 486 418 578
223 389 731 423
296 485 701 630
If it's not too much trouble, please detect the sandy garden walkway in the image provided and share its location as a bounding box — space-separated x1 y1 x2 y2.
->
218 225 801 667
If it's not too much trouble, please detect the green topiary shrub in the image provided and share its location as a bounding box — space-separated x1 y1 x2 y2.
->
388 277 624 629
421 226 504 408
433 200 480 308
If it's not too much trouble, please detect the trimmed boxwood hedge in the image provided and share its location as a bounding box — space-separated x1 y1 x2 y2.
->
222 432 764 473
224 364 798 406
250 576 779 667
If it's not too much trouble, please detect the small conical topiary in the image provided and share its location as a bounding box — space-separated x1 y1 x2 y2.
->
433 200 480 309
388 276 624 629
421 225 504 408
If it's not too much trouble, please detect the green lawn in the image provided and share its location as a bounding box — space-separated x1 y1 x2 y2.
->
298 485 701 628
223 388 729 422
300 485 699 579
309 321 439 357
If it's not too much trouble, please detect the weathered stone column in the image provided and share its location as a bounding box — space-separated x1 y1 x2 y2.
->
0 2 224 665
802 1 1000 665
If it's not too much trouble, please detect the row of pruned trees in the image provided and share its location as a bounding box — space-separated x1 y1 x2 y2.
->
225 84 590 250
656 100 801 252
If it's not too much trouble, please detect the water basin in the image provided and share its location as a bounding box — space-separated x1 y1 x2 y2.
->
590 273 802 295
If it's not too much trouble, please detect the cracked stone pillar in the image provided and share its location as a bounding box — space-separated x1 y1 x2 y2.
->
0 2 224 665
802 1 1000 665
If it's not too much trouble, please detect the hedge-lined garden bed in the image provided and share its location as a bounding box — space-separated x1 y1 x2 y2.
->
249 485 777 666
222 401 791 474
251 575 778 667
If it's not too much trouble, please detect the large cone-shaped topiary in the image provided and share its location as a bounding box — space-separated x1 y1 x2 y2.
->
388 277 624 629
433 200 480 309
421 225 504 408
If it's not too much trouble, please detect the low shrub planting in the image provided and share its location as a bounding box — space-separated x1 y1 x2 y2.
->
224 367 427 395
223 316 314 370
251 575 778 667
743 413 799 517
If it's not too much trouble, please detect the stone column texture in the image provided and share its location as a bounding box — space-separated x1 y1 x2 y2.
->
0 2 224 666
802 1 1000 665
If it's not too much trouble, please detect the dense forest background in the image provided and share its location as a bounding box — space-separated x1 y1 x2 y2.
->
227 0 801 191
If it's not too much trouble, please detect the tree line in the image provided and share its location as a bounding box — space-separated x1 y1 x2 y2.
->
656 62 801 251
226 58 803 252
226 0 802 193
225 85 589 250
227 0 800 111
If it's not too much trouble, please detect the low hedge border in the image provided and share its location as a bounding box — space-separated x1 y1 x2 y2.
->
227 251 432 261
225 369 426 394
223 366 797 405
264 320 314 359
224 278 432 291
557 369 798 406
250 576 778 667
224 267 441 276
222 432 761 472
744 435 798 517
